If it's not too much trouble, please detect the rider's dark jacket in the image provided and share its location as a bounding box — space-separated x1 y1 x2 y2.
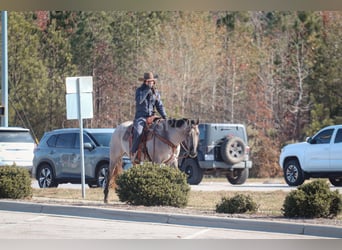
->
134 83 167 119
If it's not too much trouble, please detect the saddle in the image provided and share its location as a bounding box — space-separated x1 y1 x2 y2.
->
126 115 162 164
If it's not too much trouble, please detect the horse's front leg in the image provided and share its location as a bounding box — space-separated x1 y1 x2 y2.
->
171 145 181 168
171 158 178 168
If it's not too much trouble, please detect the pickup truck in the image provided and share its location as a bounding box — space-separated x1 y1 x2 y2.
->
279 125 342 186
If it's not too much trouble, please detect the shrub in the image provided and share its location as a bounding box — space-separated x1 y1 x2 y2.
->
215 194 258 214
0 165 32 199
115 162 190 207
282 179 342 218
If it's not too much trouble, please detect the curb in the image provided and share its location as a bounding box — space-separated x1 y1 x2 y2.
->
1 200 341 238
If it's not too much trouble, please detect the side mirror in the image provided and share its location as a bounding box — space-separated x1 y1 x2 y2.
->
306 137 317 144
84 142 94 150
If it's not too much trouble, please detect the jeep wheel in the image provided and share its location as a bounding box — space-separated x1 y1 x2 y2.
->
37 163 58 188
283 159 304 186
96 163 109 188
226 168 249 185
220 137 246 164
180 158 203 185
329 177 342 187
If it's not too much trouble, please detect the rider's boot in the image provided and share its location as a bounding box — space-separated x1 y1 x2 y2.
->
130 151 140 165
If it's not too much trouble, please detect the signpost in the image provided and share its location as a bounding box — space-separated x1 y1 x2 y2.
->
1 11 8 127
66 76 93 198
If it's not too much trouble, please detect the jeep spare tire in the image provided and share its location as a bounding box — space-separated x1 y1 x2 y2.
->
220 137 246 164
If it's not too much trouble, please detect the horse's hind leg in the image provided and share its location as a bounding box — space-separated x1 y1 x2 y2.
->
103 161 113 203
103 156 123 203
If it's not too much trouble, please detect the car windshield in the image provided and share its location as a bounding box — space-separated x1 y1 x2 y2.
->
89 133 112 147
0 131 34 143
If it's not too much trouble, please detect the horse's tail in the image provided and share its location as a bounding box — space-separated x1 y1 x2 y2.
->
110 157 123 189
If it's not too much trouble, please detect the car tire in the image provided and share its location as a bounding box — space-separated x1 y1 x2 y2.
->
226 168 249 185
96 163 108 188
283 159 304 186
37 163 58 188
220 137 246 164
329 177 342 187
179 158 203 185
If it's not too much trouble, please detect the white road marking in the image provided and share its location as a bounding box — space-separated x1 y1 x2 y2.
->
183 228 212 239
27 215 46 221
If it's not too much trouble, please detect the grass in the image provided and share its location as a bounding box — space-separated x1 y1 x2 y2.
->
32 187 288 216
31 177 341 221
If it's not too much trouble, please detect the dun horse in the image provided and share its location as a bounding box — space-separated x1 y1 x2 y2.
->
104 118 199 203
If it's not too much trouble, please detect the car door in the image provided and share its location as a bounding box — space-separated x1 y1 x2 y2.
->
74 132 98 178
54 132 80 178
330 128 342 171
303 128 334 171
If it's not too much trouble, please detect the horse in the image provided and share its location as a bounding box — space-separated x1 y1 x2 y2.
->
103 118 199 203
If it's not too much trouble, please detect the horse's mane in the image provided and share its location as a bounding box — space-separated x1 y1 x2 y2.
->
167 118 197 128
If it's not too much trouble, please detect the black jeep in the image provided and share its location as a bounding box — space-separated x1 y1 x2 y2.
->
178 123 252 185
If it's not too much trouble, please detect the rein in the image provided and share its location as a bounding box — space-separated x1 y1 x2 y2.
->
151 130 178 165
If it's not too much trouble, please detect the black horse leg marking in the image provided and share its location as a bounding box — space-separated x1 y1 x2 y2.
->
103 169 110 203
103 181 109 203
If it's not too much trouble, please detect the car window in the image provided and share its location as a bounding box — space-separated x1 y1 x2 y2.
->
74 133 93 148
90 133 112 147
0 131 34 143
312 129 334 144
198 126 205 141
55 133 76 148
334 129 342 143
47 135 57 147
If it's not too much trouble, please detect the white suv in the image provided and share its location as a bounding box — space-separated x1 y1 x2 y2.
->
0 127 36 172
279 125 342 187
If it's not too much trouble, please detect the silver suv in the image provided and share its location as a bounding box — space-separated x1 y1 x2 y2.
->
0 127 36 172
32 128 131 188
179 123 252 185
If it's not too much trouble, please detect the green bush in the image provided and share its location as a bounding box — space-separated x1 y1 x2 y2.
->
215 194 258 214
282 179 342 218
115 162 190 207
0 165 32 199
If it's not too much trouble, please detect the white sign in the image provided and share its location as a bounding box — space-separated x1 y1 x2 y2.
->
65 76 93 120
66 92 93 119
66 76 93 93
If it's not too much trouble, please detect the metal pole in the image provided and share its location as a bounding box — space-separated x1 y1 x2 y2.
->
1 11 8 127
77 78 86 198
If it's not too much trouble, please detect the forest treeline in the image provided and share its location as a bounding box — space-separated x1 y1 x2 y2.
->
1 11 341 177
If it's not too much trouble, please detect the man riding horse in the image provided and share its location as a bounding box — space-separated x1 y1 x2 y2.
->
131 72 167 164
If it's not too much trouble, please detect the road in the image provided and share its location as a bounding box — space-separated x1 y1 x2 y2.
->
0 209 329 239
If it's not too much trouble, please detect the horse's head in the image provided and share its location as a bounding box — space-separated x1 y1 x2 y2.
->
182 118 200 158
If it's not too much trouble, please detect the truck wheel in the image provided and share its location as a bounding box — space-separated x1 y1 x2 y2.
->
283 159 304 186
226 168 249 185
220 137 246 164
180 158 203 185
329 177 342 187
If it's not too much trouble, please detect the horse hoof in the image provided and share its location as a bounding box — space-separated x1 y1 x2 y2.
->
104 200 108 204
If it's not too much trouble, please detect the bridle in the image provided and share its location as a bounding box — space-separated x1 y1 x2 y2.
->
179 125 198 159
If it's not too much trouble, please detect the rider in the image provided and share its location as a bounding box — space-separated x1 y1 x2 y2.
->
131 72 167 163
